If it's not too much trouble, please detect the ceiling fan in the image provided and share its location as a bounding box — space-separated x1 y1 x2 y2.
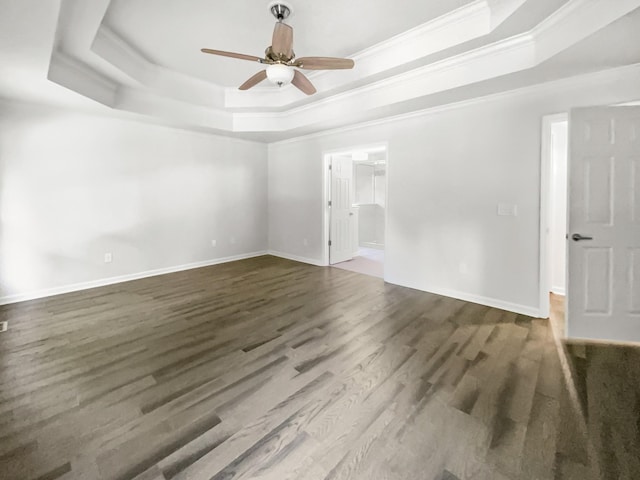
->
200 2 355 95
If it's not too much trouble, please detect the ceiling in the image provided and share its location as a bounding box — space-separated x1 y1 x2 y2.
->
1 0 640 142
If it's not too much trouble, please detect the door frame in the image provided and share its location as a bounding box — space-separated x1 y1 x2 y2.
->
322 142 389 268
539 112 569 320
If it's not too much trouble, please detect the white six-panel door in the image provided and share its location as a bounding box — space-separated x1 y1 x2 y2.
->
568 107 640 342
330 156 354 265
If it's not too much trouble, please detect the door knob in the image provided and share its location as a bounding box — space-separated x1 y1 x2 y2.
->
572 233 593 241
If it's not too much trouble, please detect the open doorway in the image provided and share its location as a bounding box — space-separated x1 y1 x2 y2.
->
541 113 568 331
325 145 387 279
548 118 569 297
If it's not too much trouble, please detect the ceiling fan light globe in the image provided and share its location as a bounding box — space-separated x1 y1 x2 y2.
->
266 64 294 87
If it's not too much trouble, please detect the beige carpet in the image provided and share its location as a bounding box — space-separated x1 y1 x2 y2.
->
332 247 384 278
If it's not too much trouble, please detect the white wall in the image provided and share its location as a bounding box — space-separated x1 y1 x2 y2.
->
267 68 640 316
0 100 268 303
550 120 568 295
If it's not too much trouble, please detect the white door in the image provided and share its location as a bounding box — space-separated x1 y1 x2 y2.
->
330 156 354 264
567 107 640 342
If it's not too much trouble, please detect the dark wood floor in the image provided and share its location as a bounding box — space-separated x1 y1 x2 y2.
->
0 256 604 480
549 295 640 480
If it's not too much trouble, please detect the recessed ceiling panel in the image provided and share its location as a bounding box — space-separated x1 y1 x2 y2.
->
104 0 474 87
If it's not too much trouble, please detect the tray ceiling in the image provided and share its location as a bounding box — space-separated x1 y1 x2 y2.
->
1 0 640 141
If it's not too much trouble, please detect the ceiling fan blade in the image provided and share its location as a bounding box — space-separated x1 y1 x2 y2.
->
294 57 355 70
201 48 262 63
272 22 293 57
239 70 268 90
291 70 317 95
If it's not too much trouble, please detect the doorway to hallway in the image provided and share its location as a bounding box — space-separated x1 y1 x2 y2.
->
325 145 387 279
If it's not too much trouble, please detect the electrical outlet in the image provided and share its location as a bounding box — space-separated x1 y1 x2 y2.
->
211 240 217 247
303 238 308 246
230 236 236 245
104 252 113 263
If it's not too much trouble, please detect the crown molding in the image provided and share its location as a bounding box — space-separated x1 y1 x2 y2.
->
91 24 153 86
93 25 227 109
48 51 118 107
114 86 233 131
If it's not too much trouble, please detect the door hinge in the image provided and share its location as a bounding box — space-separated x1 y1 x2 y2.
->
328 200 332 207
329 164 332 170
328 240 332 246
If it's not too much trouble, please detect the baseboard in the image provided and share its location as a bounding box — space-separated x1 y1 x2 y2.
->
0 251 268 305
385 278 543 317
435 287 542 317
267 250 326 267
